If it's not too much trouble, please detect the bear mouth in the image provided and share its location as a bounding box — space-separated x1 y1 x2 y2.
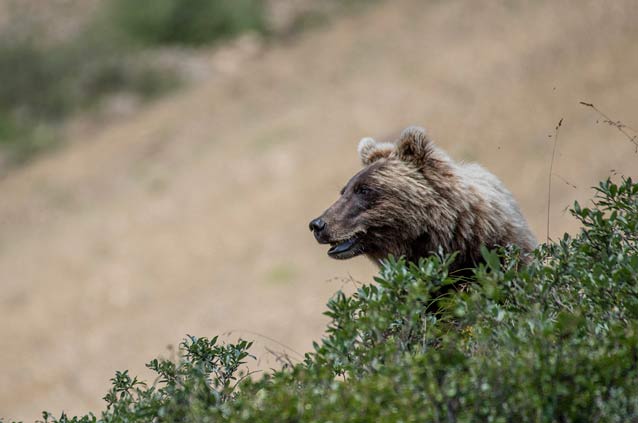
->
327 236 362 260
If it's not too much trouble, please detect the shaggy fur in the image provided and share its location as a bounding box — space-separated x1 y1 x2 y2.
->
309 126 537 271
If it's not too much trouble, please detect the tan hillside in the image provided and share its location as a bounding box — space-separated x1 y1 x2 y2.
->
1 0 637 420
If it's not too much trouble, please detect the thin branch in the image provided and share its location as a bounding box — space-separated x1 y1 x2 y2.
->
547 118 563 243
230 369 263 392
580 101 638 152
224 329 304 359
553 173 577 189
264 346 297 368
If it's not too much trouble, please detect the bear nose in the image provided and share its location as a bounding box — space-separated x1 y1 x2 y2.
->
309 218 326 233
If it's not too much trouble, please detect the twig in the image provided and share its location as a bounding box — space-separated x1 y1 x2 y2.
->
553 173 577 189
325 273 363 290
580 101 638 152
264 346 297 368
231 369 263 391
224 329 304 359
547 118 563 243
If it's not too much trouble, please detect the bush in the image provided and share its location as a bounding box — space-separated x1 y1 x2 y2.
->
106 0 266 46
5 177 638 423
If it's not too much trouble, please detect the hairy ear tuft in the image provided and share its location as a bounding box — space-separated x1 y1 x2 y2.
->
396 126 433 166
358 137 394 165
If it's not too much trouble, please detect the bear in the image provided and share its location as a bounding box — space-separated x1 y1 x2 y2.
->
308 126 537 272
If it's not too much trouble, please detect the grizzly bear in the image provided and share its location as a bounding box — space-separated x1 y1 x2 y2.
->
309 126 536 272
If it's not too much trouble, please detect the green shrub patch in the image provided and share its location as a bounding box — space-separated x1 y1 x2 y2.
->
5 177 638 423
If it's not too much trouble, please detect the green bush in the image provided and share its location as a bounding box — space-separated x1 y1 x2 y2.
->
106 0 266 46
5 177 638 423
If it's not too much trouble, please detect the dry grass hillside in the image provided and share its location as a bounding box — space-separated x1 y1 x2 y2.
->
1 0 637 420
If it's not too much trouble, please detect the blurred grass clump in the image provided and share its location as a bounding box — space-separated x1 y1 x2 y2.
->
0 28 175 164
107 0 265 46
0 0 266 167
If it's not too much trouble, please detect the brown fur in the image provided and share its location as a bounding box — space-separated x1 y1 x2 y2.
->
309 126 537 272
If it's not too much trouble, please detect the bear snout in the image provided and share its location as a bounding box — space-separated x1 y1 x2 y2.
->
309 218 331 243
309 218 326 233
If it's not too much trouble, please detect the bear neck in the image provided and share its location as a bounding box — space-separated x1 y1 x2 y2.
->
398 159 493 272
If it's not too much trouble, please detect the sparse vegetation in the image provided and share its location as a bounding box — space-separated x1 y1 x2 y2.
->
0 0 268 167
106 0 266 46
12 176 637 422
0 25 175 164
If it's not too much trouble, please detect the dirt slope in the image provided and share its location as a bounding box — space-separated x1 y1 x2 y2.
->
1 0 637 420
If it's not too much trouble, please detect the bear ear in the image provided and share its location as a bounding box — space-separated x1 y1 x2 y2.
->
395 126 433 166
358 137 394 165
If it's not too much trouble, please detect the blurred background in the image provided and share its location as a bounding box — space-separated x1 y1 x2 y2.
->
0 0 636 420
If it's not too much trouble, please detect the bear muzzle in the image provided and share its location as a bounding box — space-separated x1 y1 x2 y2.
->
309 217 334 246
309 217 364 259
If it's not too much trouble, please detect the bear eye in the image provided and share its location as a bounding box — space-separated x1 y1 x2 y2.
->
355 186 371 195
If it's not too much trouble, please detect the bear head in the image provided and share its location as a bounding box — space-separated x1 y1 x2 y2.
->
309 126 455 263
